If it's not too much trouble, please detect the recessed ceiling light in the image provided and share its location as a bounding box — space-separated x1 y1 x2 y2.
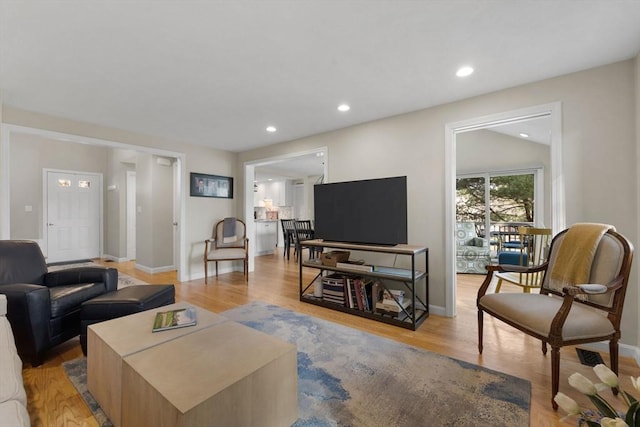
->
519 133 530 138
456 66 474 77
337 104 350 112
266 126 277 132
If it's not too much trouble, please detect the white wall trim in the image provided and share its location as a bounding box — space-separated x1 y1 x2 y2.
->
0 123 188 281
102 254 130 263
428 304 446 317
444 102 564 317
134 263 176 275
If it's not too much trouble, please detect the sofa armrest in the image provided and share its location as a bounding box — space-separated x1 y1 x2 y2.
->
0 283 52 362
44 267 118 293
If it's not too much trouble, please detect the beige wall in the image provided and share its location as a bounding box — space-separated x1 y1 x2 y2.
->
239 59 639 346
9 133 109 240
134 153 174 270
2 108 239 280
106 148 137 259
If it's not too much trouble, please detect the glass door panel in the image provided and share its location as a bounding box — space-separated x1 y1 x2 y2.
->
456 177 486 237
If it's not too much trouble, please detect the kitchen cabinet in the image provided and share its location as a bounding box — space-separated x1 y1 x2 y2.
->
256 221 278 255
283 180 294 206
254 183 265 206
254 180 294 207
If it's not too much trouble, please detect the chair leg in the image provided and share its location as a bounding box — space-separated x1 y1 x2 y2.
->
204 260 208 284
244 260 248 282
477 309 484 354
215 261 218 277
610 339 620 395
495 278 503 293
551 346 560 410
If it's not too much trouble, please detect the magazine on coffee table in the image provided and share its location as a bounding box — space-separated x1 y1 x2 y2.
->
152 307 197 332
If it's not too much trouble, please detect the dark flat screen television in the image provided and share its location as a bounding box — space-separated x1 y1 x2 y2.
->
313 176 407 246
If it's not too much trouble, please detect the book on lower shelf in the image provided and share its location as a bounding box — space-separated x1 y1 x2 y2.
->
375 291 411 316
335 262 374 272
372 266 415 278
152 307 197 332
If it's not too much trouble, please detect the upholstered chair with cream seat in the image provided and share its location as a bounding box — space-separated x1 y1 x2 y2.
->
204 218 249 282
477 224 633 409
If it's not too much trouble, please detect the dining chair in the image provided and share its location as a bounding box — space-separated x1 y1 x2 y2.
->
293 220 318 260
204 218 248 283
477 224 633 409
280 219 296 259
495 226 552 293
495 222 523 252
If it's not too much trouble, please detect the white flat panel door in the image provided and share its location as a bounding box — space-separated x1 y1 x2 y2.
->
47 171 101 263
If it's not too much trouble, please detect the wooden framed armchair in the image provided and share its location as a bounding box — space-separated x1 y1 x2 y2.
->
477 224 633 409
204 218 248 283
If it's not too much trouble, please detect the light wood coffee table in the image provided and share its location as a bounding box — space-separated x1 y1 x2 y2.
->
87 303 298 427
121 321 298 427
87 302 227 427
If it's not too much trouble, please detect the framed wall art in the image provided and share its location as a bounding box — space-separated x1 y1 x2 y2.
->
190 172 233 199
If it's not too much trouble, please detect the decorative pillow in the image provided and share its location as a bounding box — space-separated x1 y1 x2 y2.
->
472 237 488 247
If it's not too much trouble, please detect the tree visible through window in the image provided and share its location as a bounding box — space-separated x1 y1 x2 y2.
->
457 173 535 225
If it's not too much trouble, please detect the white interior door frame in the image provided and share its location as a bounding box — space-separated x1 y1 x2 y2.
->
0 124 188 281
444 102 564 317
126 170 136 260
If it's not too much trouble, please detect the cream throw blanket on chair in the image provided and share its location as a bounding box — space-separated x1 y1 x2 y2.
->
548 223 614 291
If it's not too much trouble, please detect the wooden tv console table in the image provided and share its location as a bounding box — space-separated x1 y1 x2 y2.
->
299 239 429 330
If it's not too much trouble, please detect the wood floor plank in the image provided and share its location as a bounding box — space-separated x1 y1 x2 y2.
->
22 252 638 426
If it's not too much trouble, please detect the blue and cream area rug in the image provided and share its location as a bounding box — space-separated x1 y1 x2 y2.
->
63 301 530 426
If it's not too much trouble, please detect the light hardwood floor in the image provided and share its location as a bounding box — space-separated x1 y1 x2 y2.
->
22 252 638 426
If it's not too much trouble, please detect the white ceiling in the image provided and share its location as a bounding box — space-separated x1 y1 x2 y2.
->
1 1 640 153
255 152 325 182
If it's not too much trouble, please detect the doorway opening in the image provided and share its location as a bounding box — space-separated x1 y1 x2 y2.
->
445 102 564 317
1 124 187 280
243 148 328 272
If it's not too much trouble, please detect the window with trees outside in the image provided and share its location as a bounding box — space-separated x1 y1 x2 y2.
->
456 170 538 239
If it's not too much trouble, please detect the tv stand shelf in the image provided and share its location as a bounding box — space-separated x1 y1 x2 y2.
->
299 239 428 330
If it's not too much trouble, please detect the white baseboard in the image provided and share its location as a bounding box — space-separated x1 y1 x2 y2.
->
428 304 447 317
134 263 175 274
102 254 129 263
